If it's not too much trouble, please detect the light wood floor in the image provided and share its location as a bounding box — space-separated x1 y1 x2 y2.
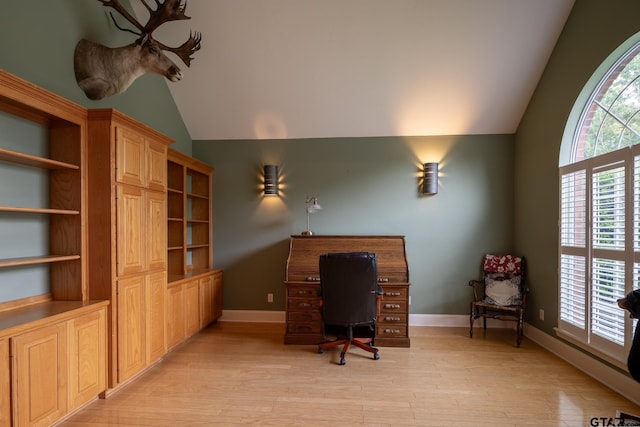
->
61 322 640 426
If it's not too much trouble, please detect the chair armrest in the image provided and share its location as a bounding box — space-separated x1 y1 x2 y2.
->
468 279 484 302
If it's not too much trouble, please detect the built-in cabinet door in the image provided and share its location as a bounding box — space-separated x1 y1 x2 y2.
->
166 283 185 349
199 275 213 328
12 323 68 427
147 271 166 364
147 141 167 192
212 271 223 321
68 308 107 412
117 185 146 276
115 126 145 188
147 190 167 271
0 339 9 427
185 280 200 337
117 276 146 383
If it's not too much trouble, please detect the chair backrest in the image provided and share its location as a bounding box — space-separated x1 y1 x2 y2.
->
483 254 523 276
319 252 378 327
482 254 526 307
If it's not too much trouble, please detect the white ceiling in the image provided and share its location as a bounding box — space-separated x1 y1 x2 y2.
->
133 0 575 140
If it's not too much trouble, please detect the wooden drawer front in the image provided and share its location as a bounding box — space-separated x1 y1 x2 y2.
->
377 313 408 325
376 325 408 338
380 301 408 313
287 322 322 335
287 285 320 299
289 298 321 311
288 310 322 323
379 286 408 300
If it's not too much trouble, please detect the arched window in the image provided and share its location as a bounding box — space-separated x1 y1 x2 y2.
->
558 34 640 367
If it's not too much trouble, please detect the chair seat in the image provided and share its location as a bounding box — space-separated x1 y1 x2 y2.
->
472 301 523 312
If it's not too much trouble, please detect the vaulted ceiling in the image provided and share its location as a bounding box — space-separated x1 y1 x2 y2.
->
132 0 575 140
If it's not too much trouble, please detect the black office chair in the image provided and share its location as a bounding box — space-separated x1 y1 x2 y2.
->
317 252 381 365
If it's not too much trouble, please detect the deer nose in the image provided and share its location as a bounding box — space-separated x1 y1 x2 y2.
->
167 66 183 82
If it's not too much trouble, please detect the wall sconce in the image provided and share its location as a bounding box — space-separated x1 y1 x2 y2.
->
302 196 322 235
422 162 438 195
263 165 279 196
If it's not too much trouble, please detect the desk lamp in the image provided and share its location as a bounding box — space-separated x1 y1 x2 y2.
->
302 196 322 235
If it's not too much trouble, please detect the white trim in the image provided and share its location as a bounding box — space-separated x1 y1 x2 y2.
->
409 313 512 328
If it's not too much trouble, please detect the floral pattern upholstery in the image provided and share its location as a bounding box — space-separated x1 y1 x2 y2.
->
483 254 522 274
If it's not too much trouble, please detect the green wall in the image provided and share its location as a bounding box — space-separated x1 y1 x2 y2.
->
194 135 515 313
515 0 640 335
0 0 192 154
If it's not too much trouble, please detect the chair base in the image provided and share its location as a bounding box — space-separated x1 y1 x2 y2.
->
470 303 524 347
318 337 380 365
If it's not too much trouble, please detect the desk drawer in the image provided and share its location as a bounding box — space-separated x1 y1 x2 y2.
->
376 325 408 338
379 286 408 300
380 301 408 313
288 311 322 322
377 313 407 325
287 285 320 298
287 322 322 335
288 297 322 311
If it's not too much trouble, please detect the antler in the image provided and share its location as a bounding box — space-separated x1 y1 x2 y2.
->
155 31 201 67
98 0 146 36
98 0 200 67
142 0 192 34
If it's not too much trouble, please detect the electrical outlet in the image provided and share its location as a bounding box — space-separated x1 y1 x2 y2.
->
267 293 273 303
539 309 544 321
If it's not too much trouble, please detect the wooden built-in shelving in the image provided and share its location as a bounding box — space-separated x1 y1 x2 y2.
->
167 148 215 282
0 70 109 427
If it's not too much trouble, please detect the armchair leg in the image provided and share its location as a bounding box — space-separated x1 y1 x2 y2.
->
469 303 475 338
516 313 524 347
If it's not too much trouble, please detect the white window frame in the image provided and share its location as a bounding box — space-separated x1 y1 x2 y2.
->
558 144 638 368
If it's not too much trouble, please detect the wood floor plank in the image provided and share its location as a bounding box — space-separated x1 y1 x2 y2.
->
61 322 640 426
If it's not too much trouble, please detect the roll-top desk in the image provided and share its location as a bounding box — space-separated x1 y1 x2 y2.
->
284 235 410 347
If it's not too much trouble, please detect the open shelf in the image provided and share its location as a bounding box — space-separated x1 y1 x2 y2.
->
0 206 80 215
0 147 79 170
0 255 80 268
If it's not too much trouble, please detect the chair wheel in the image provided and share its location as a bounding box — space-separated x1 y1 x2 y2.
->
318 347 324 354
373 353 380 360
339 358 346 365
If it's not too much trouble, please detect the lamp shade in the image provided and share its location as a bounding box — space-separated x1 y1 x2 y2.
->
264 165 279 196
423 162 438 195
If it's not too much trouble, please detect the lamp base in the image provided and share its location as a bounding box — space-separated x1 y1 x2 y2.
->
301 231 314 236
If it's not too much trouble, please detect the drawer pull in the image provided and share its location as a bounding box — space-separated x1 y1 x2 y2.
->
385 292 401 296
378 277 389 282
298 302 312 308
296 290 313 296
306 277 320 282
384 329 401 334
384 316 401 321
384 304 401 309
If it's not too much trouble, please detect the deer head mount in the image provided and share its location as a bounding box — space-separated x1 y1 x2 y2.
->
74 0 201 100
